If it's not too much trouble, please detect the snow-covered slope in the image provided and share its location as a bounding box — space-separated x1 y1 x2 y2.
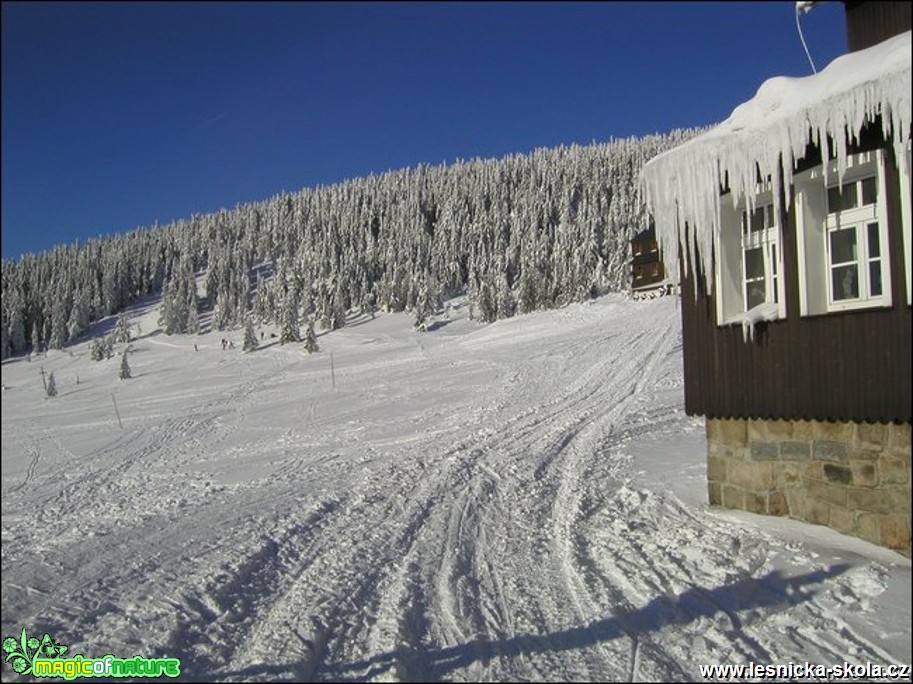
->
2 295 909 681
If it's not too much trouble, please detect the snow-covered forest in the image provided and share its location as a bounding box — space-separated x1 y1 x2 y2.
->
0 129 700 360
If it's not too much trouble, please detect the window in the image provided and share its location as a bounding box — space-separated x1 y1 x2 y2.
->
825 175 883 307
715 187 785 327
741 204 780 311
899 142 912 305
795 150 892 315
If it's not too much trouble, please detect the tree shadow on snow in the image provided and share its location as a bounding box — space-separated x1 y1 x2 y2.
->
316 564 850 682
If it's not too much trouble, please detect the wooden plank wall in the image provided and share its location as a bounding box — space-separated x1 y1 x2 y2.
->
679 147 912 424
845 1 912 52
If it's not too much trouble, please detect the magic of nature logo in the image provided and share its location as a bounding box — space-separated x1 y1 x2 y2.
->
3 628 180 679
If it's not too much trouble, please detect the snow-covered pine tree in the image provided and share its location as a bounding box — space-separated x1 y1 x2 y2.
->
413 276 434 332
242 318 258 352
114 312 131 343
90 338 105 361
48 297 69 350
303 318 319 353
496 270 516 319
46 371 57 397
184 295 200 335
476 278 497 323
279 290 300 344
119 347 131 379
67 289 90 342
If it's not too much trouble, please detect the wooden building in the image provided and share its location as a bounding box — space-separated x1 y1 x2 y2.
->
641 2 911 554
630 227 670 298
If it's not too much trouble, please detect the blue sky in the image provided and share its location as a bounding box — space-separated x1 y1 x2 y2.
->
1 1 847 261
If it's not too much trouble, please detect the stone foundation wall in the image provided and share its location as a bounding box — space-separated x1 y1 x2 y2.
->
706 418 911 555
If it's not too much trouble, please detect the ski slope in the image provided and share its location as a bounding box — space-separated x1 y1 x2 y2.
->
2 294 909 681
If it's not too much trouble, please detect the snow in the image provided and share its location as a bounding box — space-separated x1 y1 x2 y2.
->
2 294 910 681
641 31 912 291
732 301 781 343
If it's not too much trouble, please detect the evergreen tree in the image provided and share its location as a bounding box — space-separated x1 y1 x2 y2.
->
243 318 259 352
90 338 105 361
413 276 434 332
46 371 57 397
279 291 300 344
477 278 497 323
119 347 131 379
67 289 90 342
303 318 319 353
48 298 69 350
184 295 200 335
114 312 132 343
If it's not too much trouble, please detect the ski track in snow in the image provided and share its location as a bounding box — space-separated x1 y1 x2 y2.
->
1 295 909 682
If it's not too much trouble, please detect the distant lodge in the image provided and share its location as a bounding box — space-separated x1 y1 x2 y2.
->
630 226 673 298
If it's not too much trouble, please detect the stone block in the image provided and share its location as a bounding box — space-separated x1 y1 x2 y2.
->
813 440 848 463
888 487 912 514
722 484 744 510
707 455 727 483
846 486 892 514
854 423 887 451
887 423 911 459
792 419 817 443
849 462 877 487
747 419 764 443
767 419 793 442
787 490 806 520
880 459 909 485
706 418 721 443
751 442 779 461
880 515 912 554
823 463 853 485
850 448 881 461
856 513 881 546
719 418 748 448
769 491 789 517
808 480 847 507
805 461 824 481
816 421 854 442
729 460 773 492
829 506 855 534
805 497 830 525
708 481 722 506
780 441 810 461
775 463 803 490
745 491 767 514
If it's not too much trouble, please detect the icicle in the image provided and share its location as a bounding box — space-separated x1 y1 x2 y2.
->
642 31 911 288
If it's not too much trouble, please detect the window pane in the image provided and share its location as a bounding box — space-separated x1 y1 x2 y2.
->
832 264 859 300
861 176 877 206
830 227 857 264
745 281 766 309
870 262 882 296
744 247 765 279
841 181 858 210
867 222 880 258
828 185 842 213
750 207 765 232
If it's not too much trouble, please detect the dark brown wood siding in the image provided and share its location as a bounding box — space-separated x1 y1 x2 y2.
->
680 148 912 424
845 1 912 52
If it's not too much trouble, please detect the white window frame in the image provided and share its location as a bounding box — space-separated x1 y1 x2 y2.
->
794 149 892 316
715 185 786 327
899 142 912 306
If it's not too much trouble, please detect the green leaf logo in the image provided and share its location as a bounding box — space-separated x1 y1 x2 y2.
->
2 628 69 676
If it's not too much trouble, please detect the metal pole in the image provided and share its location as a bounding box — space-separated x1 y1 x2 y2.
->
111 393 124 430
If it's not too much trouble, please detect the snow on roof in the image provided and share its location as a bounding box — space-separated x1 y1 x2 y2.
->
641 30 912 291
